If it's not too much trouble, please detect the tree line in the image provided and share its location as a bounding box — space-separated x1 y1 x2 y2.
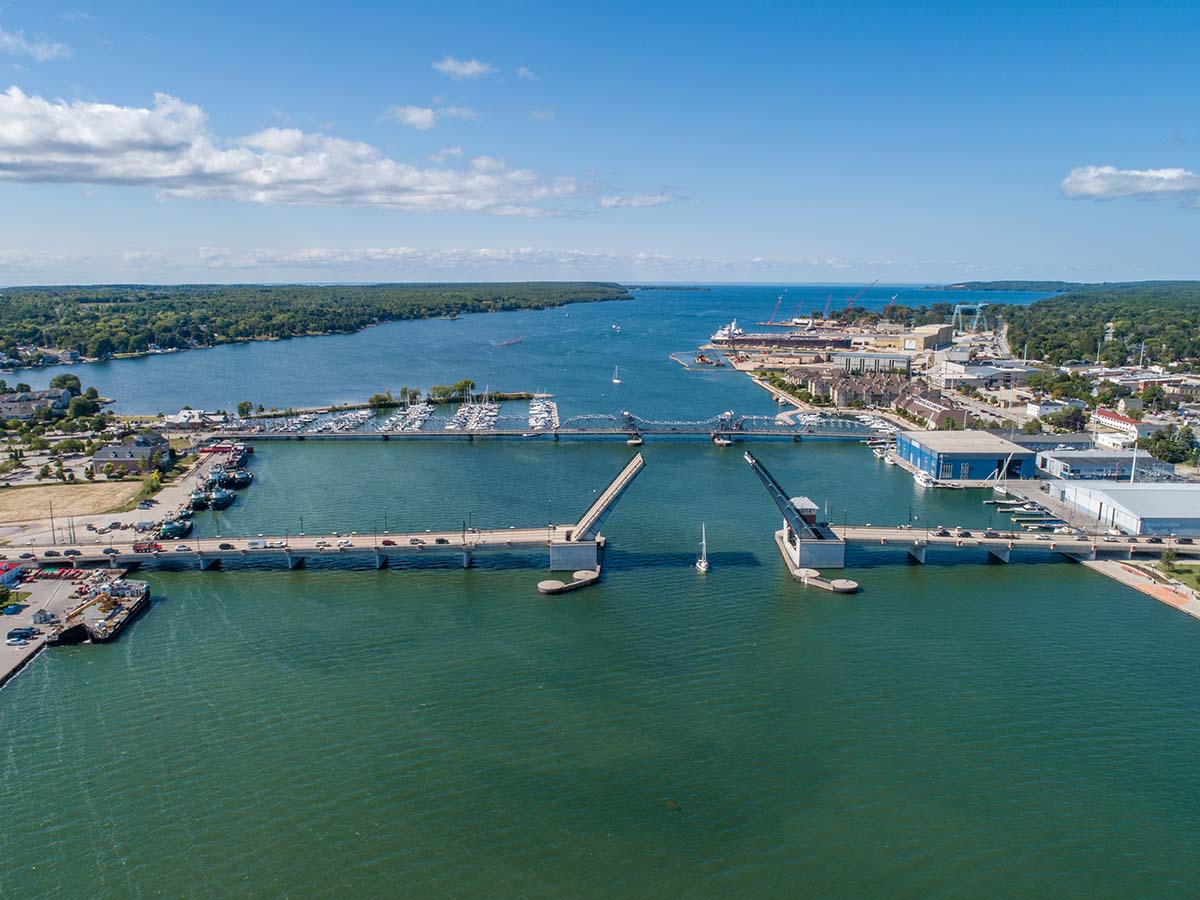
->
0 283 630 361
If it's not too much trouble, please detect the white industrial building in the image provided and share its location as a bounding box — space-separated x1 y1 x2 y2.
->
1046 481 1200 536
1036 449 1174 481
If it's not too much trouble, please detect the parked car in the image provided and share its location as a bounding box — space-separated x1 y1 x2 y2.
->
5 637 27 647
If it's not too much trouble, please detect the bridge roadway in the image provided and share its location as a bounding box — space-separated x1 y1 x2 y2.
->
21 525 578 570
224 428 868 442
831 525 1200 563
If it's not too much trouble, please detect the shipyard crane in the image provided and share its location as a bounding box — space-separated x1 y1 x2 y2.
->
882 294 898 319
821 293 834 319
766 294 783 325
843 279 879 314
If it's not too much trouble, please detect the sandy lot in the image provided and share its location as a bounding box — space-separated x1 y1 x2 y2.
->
0 481 143 524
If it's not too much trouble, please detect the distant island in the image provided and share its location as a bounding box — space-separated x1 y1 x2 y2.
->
928 281 1079 292
625 285 710 291
0 282 631 365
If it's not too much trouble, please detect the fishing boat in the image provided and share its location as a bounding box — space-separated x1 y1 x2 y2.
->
207 488 235 510
696 523 710 574
612 365 621 385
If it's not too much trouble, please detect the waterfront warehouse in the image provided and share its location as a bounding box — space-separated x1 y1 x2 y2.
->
1046 481 1200 537
895 431 1036 481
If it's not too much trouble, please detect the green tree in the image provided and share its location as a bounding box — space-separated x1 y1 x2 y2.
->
236 401 254 418
49 373 82 395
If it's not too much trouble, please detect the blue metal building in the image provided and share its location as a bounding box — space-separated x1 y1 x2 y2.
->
895 431 1036 481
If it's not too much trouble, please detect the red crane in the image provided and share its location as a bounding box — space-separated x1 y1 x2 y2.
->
843 278 879 314
766 294 783 325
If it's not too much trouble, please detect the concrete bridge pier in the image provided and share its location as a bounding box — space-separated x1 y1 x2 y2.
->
374 552 388 569
198 557 221 571
987 546 1011 563
287 555 305 569
907 544 927 564
461 550 473 568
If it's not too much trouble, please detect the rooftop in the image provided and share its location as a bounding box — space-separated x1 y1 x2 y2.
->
1059 481 1200 519
901 430 1031 454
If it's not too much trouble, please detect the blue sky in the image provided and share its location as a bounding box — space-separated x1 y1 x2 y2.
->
0 0 1197 284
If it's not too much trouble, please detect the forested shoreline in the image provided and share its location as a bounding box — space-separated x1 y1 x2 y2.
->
0 282 630 361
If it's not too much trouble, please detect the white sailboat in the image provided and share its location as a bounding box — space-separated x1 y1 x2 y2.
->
612 365 621 385
696 523 710 574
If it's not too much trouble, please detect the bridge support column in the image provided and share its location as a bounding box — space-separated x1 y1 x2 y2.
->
374 552 388 569
286 555 305 569
987 546 1011 563
550 541 599 572
907 544 927 564
461 551 473 568
198 557 221 571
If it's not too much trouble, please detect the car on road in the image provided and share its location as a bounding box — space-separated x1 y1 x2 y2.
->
63 549 81 557
983 529 999 538
1125 536 1138 543
933 528 950 537
409 538 425 545
434 537 450 545
1177 537 1195 545
337 539 354 548
381 539 397 546
5 636 27 646
43 550 60 557
218 542 236 550
1147 536 1164 544
956 529 972 538
314 540 331 549
174 544 192 552
1103 536 1119 543
103 547 119 555
19 552 34 559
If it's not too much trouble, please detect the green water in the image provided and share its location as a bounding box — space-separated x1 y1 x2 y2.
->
4 287 1200 898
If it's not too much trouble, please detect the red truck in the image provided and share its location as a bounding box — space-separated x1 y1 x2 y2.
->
132 542 163 553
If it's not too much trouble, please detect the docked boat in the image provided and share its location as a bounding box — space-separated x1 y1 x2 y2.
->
914 470 936 488
207 488 235 510
712 435 733 447
872 447 885 459
189 489 209 510
626 435 643 446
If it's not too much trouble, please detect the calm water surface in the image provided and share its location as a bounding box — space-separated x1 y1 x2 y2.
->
5 286 1198 899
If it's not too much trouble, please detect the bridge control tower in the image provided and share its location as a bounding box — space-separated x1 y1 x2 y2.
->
743 451 858 592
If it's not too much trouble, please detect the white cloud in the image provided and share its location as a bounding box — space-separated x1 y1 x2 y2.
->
600 193 673 208
0 86 578 215
516 66 535 80
381 103 477 129
1061 165 1200 200
383 105 436 130
0 25 70 61
431 56 495 79
428 146 463 162
529 107 554 121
